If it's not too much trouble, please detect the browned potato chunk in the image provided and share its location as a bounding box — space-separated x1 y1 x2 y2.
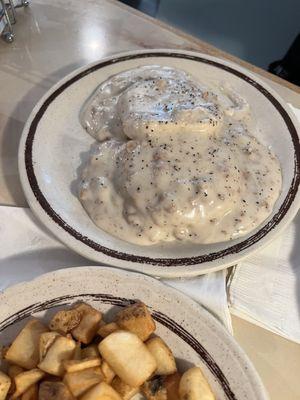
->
115 303 155 341
111 376 139 400
146 337 177 375
81 382 122 400
13 369 45 399
39 332 60 362
63 367 103 397
0 346 9 360
71 304 102 344
21 384 38 400
38 336 76 376
100 361 115 384
0 371 11 400
97 323 119 338
49 308 82 334
5 320 48 369
81 344 99 359
99 330 156 387
164 372 181 400
63 357 101 373
73 342 82 360
40 375 61 383
142 377 167 400
98 319 106 328
39 381 74 400
8 365 24 379
7 365 24 395
179 367 215 400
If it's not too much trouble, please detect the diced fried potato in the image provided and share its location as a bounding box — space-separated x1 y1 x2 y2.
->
0 346 9 361
146 337 177 375
38 336 76 376
115 303 155 341
7 365 23 395
164 372 181 400
97 323 119 338
179 367 215 400
63 357 101 373
49 309 82 334
111 376 139 400
41 375 61 383
21 384 38 400
100 361 115 384
39 381 74 400
98 330 156 387
71 304 102 344
39 332 60 362
63 367 103 397
73 342 81 360
0 371 11 400
81 382 122 400
142 377 167 400
81 344 99 359
13 369 45 399
98 320 106 328
5 320 48 369
8 365 24 379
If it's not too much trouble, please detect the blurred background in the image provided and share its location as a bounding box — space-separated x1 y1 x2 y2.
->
120 0 300 85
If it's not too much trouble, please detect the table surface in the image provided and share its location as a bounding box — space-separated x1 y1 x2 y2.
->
0 0 299 398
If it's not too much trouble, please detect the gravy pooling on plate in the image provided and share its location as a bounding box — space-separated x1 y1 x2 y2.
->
79 66 282 245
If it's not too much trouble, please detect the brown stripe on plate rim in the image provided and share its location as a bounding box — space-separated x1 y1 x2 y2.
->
0 294 237 399
24 52 300 267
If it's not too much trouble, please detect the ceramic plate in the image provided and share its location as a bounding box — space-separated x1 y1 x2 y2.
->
0 266 268 400
18 49 300 277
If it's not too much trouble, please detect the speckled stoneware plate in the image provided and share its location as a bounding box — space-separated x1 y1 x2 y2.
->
18 49 300 278
0 267 268 400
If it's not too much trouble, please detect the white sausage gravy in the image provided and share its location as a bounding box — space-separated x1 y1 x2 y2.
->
79 66 281 245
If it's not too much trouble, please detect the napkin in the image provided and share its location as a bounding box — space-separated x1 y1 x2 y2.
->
227 103 300 343
0 206 232 332
228 211 300 343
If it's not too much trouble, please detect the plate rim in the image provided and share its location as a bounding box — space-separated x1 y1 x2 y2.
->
0 266 268 400
18 48 300 277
